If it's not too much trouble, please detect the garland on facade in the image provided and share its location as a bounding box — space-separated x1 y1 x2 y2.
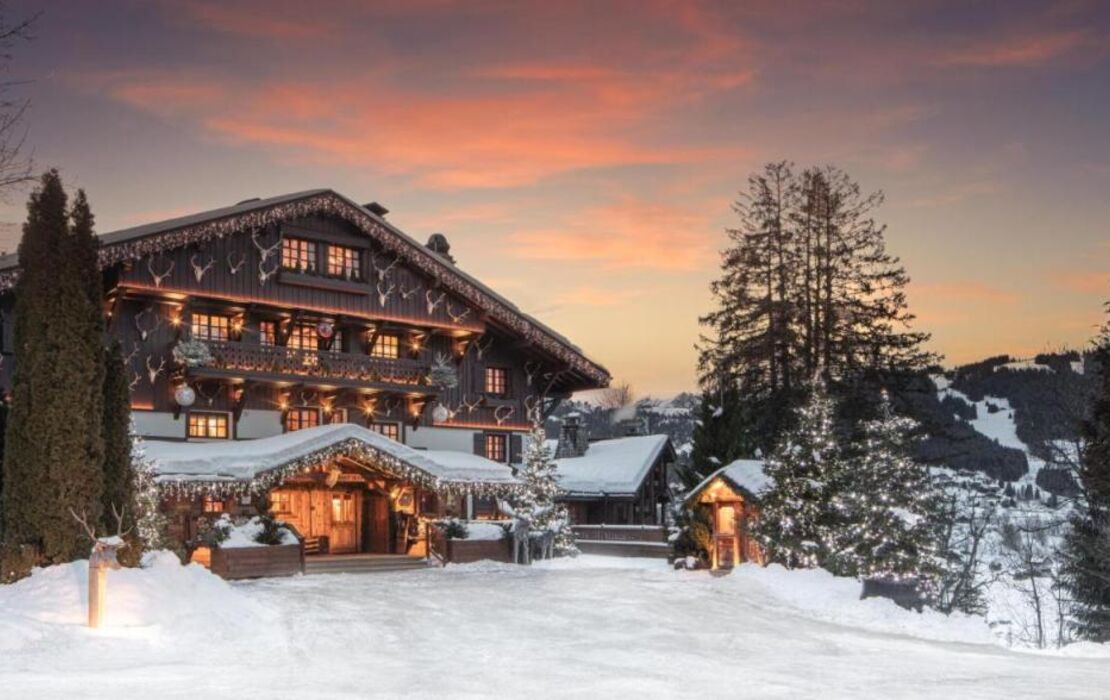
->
0 191 609 385
154 436 523 500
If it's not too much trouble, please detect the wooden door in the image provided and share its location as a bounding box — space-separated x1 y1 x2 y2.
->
366 494 391 553
311 489 329 540
328 490 361 553
714 503 740 569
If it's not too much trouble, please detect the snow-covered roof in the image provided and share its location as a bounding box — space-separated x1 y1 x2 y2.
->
554 434 672 496
145 423 518 492
688 459 770 503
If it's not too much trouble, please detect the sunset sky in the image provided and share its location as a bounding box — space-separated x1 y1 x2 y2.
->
1 0 1108 396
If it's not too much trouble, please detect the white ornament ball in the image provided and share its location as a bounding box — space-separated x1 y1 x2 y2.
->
174 385 196 407
316 321 335 339
432 404 450 423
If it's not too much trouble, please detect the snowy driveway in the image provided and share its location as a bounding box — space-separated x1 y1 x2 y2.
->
4 557 1106 699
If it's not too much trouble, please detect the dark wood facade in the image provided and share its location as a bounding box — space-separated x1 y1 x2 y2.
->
0 191 608 460
560 442 673 526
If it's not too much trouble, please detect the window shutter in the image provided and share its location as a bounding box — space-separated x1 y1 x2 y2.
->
509 434 523 464
473 432 486 457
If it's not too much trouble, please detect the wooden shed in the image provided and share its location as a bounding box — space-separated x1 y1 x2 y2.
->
685 460 769 570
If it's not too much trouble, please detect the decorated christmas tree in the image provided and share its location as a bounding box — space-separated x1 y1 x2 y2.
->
829 392 938 581
514 405 577 556
130 424 167 553
753 375 842 569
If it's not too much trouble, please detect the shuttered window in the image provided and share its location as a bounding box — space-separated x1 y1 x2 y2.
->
282 238 317 272
188 411 230 439
485 433 507 462
285 408 319 432
327 245 362 280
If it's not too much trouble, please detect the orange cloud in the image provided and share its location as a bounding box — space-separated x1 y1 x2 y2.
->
1048 271 1110 295
508 197 716 271
912 282 1019 304
937 30 1096 68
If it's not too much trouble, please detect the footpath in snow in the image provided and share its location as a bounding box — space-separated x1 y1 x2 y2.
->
1 554 1107 699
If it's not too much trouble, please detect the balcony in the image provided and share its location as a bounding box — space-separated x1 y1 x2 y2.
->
191 340 432 392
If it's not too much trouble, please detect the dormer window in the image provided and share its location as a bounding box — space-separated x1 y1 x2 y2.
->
327 245 363 280
282 238 316 272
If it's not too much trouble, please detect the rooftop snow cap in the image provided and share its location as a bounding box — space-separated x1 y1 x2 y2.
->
364 201 389 217
556 413 588 459
426 232 455 264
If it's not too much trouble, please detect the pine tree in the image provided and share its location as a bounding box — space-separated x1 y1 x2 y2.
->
516 406 577 556
1063 326 1110 641
683 384 753 490
101 341 135 531
1 171 105 564
830 392 938 581
753 376 843 568
130 425 167 553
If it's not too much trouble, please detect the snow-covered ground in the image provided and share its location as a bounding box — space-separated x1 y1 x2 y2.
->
2 554 1105 699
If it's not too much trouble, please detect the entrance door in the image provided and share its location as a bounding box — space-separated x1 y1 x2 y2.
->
366 493 391 553
714 503 740 569
329 491 361 554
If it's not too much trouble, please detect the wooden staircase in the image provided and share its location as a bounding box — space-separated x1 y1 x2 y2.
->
303 553 431 575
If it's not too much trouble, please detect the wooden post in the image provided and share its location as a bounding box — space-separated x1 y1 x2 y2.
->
89 563 107 628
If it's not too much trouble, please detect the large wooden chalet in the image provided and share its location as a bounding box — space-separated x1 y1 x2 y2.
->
0 189 610 560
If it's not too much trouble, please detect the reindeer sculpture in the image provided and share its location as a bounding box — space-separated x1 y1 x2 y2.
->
499 501 532 565
70 505 132 628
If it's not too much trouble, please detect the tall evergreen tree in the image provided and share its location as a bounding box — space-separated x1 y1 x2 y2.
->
829 392 938 580
101 340 135 532
1063 324 1110 640
698 162 936 452
683 384 753 490
753 377 844 568
1 171 105 564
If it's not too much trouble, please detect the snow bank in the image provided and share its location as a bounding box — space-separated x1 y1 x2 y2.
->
465 521 509 541
0 550 277 652
219 515 299 548
729 564 994 645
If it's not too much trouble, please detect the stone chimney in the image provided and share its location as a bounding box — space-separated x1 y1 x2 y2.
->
555 413 589 458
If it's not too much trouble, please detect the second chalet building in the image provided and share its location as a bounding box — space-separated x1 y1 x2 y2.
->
0 189 611 560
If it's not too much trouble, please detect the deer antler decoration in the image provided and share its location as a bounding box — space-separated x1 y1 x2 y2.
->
494 405 514 426
227 251 247 275
145 355 166 384
399 280 421 300
377 278 396 307
189 254 216 283
425 290 446 315
134 305 161 341
459 394 482 414
371 254 399 282
258 255 280 285
474 335 494 361
147 256 174 288
251 229 283 262
524 360 542 386
446 302 471 325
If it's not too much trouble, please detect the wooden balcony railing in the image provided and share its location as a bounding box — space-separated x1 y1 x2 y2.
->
200 340 429 387
572 524 667 543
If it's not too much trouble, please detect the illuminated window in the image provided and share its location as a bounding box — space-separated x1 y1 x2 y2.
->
331 492 355 523
484 367 508 396
202 496 225 513
188 412 229 439
271 491 292 514
325 407 348 425
485 433 507 462
370 422 400 441
191 313 231 342
370 333 400 359
286 323 319 351
327 245 362 280
285 408 319 432
260 321 278 346
282 238 317 272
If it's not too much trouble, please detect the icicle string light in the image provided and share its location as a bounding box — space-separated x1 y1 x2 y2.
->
0 192 609 384
154 437 522 499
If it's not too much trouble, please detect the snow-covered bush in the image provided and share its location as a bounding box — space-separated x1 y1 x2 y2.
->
436 518 469 540
172 338 214 367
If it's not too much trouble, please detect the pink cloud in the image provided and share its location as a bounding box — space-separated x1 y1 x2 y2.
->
937 30 1096 68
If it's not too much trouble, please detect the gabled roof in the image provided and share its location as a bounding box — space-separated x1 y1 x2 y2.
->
145 423 519 496
0 189 609 386
686 459 770 503
554 434 673 496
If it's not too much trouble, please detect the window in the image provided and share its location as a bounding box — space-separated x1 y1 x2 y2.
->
485 433 507 462
202 496 225 514
286 323 319 351
191 313 231 342
285 408 320 432
370 422 400 442
331 492 355 523
327 245 363 280
188 411 229 439
325 407 348 425
271 491 292 514
484 367 508 396
370 333 400 359
473 496 501 520
282 238 317 272
260 321 278 346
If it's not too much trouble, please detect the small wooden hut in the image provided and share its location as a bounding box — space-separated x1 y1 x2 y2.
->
685 460 769 570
